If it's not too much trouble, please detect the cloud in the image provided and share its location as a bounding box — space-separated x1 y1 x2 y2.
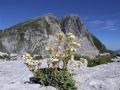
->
102 20 117 31
89 19 118 31
83 17 89 20
89 20 104 25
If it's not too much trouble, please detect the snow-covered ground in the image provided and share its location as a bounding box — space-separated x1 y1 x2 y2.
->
0 59 120 90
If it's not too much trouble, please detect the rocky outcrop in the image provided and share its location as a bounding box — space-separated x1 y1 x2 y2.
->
0 60 56 90
0 13 106 58
60 15 101 58
0 59 119 90
111 56 120 62
73 62 120 90
0 52 18 60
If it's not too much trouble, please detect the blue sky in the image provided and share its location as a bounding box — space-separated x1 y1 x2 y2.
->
0 0 120 50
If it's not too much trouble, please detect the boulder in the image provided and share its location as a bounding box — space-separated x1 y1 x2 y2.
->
0 52 18 60
111 56 120 62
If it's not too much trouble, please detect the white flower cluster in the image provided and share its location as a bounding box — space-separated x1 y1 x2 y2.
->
46 32 84 71
46 58 59 68
80 58 88 66
55 32 65 41
22 53 41 71
66 33 75 42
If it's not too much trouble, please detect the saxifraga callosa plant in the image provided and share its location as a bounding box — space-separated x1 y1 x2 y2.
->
22 32 87 90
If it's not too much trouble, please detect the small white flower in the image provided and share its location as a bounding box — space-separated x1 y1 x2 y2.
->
52 58 59 62
71 55 74 61
25 53 31 57
45 46 53 51
34 60 40 65
70 42 81 48
80 58 88 65
55 53 60 58
70 48 76 52
56 33 64 41
66 33 76 41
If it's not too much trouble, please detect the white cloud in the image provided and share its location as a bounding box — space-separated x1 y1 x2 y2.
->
89 19 118 31
102 20 117 31
82 16 89 21
89 20 104 25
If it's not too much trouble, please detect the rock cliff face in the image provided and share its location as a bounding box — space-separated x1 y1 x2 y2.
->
0 13 106 58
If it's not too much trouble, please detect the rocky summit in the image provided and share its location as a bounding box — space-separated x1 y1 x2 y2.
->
0 13 106 58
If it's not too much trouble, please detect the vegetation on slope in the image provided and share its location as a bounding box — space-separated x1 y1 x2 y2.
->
74 54 114 67
91 34 106 52
86 32 106 53
3 16 53 35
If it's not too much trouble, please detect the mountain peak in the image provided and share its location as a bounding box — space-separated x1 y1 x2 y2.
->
65 14 80 17
43 13 56 19
61 14 81 21
60 14 85 37
0 13 106 58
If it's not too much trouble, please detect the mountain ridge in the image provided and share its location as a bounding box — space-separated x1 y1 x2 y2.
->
0 13 106 58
